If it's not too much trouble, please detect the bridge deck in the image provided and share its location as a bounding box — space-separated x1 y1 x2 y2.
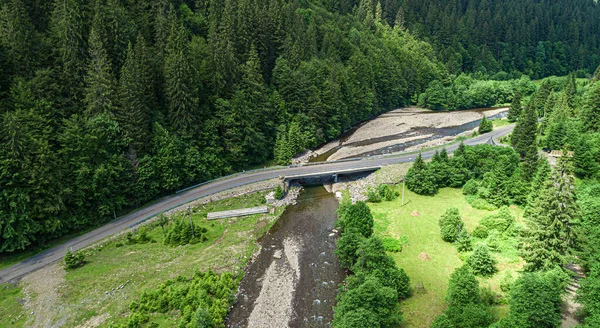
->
283 165 382 180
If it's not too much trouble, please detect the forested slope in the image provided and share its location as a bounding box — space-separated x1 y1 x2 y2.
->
385 0 600 77
0 0 443 253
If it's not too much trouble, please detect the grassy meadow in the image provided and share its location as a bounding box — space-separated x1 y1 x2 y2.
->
368 187 525 328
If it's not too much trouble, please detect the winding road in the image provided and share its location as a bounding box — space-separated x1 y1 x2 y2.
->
0 124 515 283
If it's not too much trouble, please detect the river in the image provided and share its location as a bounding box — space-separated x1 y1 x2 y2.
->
226 186 345 328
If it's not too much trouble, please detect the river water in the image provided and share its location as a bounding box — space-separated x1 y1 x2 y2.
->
226 186 345 328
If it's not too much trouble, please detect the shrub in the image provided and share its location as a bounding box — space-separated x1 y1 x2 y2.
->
446 265 481 307
472 224 489 239
505 272 563 328
456 228 473 252
446 302 495 328
431 314 453 328
439 207 463 242
64 249 85 269
485 230 501 252
378 184 399 201
462 179 479 195
333 276 403 327
274 185 284 200
479 206 515 233
467 196 498 211
164 219 208 246
335 231 365 270
468 245 497 276
127 271 236 327
480 286 501 306
382 237 402 253
366 187 382 203
126 227 153 245
478 116 493 134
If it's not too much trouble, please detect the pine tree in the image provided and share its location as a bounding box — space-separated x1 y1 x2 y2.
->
84 25 117 116
507 91 522 122
565 73 577 108
521 159 581 271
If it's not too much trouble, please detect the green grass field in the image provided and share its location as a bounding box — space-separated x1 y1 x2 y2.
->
0 190 282 327
368 187 524 328
492 118 512 128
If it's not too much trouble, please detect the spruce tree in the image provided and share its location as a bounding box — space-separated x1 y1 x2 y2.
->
507 91 522 122
164 8 198 136
478 116 493 134
511 99 538 180
0 0 35 76
50 0 87 110
117 36 154 154
456 228 473 252
582 82 600 132
521 158 581 271
84 25 117 116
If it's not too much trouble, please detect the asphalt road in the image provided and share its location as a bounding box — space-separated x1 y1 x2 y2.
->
0 124 514 283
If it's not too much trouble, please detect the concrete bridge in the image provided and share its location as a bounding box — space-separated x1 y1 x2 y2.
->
282 165 382 190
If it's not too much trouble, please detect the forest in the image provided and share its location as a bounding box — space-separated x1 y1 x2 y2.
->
0 0 599 257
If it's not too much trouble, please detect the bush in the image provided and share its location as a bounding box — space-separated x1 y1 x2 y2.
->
456 228 473 252
64 249 85 269
164 219 208 246
485 230 501 252
472 225 489 239
333 276 403 328
274 185 284 200
439 207 463 242
467 196 498 211
505 272 563 328
366 187 382 203
480 286 501 306
462 179 479 195
126 271 236 328
445 302 495 328
126 227 153 245
468 245 497 276
446 265 481 307
382 237 402 253
378 184 399 201
479 206 515 233
431 314 453 328
478 116 493 134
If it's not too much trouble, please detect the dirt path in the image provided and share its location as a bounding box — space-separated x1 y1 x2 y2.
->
21 263 72 328
562 264 585 328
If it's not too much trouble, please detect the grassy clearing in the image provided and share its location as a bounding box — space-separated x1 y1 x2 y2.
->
2 190 283 328
368 187 524 328
492 118 512 128
0 284 27 327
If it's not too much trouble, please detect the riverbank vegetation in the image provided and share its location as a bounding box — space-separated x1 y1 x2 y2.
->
333 199 411 327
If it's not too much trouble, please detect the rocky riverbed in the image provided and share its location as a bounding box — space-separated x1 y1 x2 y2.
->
299 107 508 163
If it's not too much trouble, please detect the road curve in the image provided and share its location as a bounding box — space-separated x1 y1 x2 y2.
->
0 124 514 283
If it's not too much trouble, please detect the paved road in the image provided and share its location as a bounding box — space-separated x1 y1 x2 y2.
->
0 124 514 283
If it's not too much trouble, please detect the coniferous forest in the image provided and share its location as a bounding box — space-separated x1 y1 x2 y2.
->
0 0 599 256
